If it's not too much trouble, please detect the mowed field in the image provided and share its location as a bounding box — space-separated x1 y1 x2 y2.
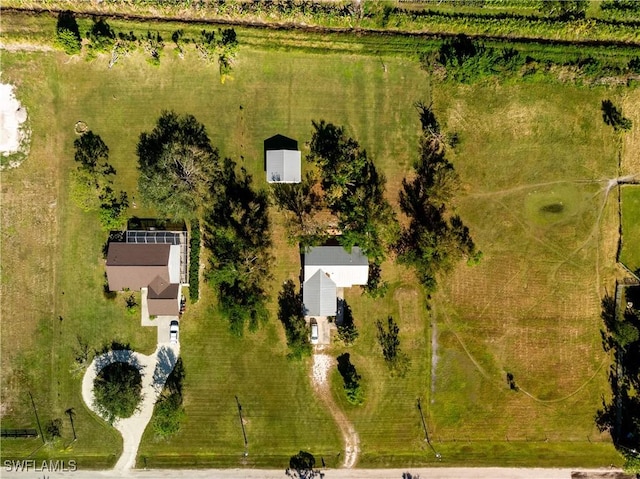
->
620 186 640 274
0 34 632 468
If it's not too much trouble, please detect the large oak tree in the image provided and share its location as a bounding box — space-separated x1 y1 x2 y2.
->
137 111 219 220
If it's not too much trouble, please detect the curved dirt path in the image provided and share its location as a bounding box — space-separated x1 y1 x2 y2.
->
81 345 180 472
310 353 360 468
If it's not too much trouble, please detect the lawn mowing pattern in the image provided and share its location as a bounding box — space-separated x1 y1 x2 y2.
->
425 84 621 461
0 42 627 467
620 185 640 275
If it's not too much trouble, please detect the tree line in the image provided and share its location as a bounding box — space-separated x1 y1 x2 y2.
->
423 33 640 85
596 289 640 474
79 105 475 335
273 106 478 298
137 111 271 335
70 131 129 231
55 11 238 78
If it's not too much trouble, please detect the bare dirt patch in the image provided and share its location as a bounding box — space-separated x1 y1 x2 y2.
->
0 82 30 169
310 353 360 468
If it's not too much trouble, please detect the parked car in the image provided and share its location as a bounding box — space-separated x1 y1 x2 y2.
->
310 320 319 345
170 320 179 344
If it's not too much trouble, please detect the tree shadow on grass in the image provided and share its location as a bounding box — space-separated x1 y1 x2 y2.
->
93 342 142 374
596 288 640 467
152 346 178 392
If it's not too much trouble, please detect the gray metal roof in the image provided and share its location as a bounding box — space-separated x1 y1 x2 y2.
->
266 150 301 183
303 269 337 317
304 246 368 267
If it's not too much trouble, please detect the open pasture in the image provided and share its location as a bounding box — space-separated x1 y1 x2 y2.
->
0 28 629 467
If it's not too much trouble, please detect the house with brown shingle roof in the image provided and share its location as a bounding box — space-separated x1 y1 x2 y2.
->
106 235 185 316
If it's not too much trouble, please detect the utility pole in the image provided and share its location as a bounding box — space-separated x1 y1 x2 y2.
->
29 392 45 444
417 397 441 459
235 396 248 456
417 398 429 442
65 408 77 441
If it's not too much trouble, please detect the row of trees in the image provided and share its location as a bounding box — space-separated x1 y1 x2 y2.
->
70 131 129 230
396 102 479 294
189 221 201 302
137 111 271 335
55 12 238 76
307 120 396 266
597 289 640 474
424 33 640 84
203 157 272 334
272 121 396 297
152 358 185 438
274 109 478 300
135 106 476 335
277 281 312 359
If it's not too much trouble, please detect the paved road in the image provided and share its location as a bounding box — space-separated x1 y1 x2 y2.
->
0 467 630 479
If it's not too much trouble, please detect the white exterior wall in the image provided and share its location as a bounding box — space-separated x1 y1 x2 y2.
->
304 264 368 288
168 245 181 284
266 150 301 183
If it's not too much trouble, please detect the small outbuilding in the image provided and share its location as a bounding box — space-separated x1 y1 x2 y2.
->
264 134 301 184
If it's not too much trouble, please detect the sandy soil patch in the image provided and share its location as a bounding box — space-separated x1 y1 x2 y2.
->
0 83 30 169
312 353 332 386
310 353 360 468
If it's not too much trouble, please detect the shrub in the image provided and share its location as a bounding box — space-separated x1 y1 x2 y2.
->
376 316 410 377
153 394 184 437
124 293 137 315
277 280 312 359
189 222 201 302
55 11 81 55
86 18 116 59
336 353 364 406
99 189 129 231
56 29 82 55
336 300 359 345
362 261 388 298
45 418 62 441
602 99 633 132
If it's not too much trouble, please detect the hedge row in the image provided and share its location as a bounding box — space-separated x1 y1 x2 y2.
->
189 221 200 302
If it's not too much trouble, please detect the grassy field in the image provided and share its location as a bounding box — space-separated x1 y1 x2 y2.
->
5 0 640 44
620 186 640 275
0 22 632 469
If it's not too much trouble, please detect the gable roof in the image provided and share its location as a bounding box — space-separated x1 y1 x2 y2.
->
107 243 171 267
264 134 298 152
147 275 180 316
304 246 368 267
266 149 302 183
148 275 179 299
304 245 369 288
106 243 172 292
303 269 337 317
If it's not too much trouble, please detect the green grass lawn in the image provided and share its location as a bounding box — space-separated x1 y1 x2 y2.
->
0 27 629 468
620 186 640 275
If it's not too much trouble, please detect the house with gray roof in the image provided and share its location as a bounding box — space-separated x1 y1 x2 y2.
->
302 245 369 317
303 270 338 317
